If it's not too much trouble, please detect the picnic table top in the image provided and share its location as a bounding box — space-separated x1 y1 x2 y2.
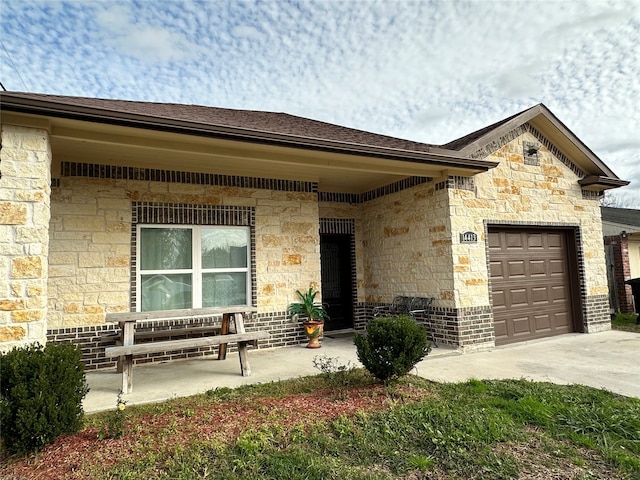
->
106 306 258 323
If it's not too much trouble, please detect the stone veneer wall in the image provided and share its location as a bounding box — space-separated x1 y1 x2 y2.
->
321 177 463 347
448 124 609 348
358 179 453 305
7 122 613 359
0 125 51 351
45 162 321 367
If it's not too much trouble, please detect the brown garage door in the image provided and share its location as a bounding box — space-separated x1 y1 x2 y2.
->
488 228 575 345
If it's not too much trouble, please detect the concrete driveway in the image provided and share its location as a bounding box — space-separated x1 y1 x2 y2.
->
415 330 640 398
83 330 639 413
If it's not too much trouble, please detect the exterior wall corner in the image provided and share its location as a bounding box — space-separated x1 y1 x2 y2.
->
0 123 52 351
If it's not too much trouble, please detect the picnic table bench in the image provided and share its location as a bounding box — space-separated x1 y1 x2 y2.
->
104 306 268 394
372 295 437 346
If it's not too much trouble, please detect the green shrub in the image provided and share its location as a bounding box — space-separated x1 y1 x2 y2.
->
354 315 431 382
0 342 89 455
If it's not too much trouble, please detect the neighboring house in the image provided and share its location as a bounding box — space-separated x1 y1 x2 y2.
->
601 207 640 313
0 92 630 369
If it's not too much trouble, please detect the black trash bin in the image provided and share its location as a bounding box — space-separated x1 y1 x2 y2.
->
624 277 640 324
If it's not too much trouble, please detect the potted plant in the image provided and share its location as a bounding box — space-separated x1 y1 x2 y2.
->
288 287 328 348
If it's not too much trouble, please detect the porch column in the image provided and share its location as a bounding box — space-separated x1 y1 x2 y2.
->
0 124 52 351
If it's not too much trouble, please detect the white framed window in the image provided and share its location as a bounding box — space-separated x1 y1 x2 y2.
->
137 225 250 311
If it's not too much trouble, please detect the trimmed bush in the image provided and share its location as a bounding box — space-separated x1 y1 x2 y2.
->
354 315 431 382
1 342 89 455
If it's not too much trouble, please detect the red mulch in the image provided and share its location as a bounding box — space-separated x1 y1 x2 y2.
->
2 384 423 480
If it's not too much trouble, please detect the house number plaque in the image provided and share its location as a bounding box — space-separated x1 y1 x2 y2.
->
460 231 478 243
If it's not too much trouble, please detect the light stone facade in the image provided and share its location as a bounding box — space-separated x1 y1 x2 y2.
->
0 120 612 358
48 176 320 328
453 129 608 305
0 124 51 351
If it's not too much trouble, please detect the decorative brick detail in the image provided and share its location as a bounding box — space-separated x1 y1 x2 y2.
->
131 202 257 311
61 161 317 193
320 218 355 235
47 311 306 370
582 294 611 332
434 176 474 192
525 124 585 178
582 190 603 201
523 141 540 166
469 125 528 159
319 176 432 204
359 303 493 349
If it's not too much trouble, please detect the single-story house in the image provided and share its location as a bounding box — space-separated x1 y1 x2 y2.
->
602 206 640 313
0 92 630 368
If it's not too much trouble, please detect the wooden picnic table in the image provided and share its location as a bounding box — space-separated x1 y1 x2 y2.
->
105 305 264 394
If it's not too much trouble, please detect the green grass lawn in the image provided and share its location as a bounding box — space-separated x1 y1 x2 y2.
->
612 313 640 333
4 372 639 479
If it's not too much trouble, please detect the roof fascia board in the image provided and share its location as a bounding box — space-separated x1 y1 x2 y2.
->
456 104 621 179
455 105 544 156
1 94 497 173
528 105 618 178
579 175 630 190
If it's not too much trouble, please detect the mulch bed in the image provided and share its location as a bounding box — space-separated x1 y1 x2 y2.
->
2 384 426 479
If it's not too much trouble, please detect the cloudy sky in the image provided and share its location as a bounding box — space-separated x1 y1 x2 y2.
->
2 0 639 206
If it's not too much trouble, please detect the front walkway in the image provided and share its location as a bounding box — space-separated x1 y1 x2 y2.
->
83 330 640 413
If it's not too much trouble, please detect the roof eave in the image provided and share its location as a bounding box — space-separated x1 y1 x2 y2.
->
1 93 497 174
579 175 630 191
455 104 622 180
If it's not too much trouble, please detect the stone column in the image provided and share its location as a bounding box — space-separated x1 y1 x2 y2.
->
0 124 52 351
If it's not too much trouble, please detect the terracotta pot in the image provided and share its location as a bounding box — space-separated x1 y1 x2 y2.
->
303 320 324 348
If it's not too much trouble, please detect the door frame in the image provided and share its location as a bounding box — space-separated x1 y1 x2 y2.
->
319 218 356 332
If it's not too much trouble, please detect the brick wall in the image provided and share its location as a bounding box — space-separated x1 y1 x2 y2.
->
604 234 635 313
47 311 307 370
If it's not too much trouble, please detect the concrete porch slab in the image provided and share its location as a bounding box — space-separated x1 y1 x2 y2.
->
83 330 640 414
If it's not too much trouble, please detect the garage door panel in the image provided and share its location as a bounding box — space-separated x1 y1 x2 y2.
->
506 260 526 278
489 228 574 345
492 289 506 308
534 314 552 331
551 285 569 301
531 286 550 304
547 233 564 249
512 316 532 334
553 312 573 333
509 288 529 307
529 259 547 276
506 233 525 249
527 233 543 249
494 319 508 338
490 261 504 279
549 259 567 275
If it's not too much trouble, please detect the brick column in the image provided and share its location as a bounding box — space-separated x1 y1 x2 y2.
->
0 124 52 351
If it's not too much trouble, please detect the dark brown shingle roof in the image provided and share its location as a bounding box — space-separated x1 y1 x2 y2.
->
1 92 438 153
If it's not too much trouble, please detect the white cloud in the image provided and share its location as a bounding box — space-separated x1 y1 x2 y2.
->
95 3 204 62
1 0 639 202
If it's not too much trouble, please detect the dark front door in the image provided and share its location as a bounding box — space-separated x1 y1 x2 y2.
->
320 234 354 331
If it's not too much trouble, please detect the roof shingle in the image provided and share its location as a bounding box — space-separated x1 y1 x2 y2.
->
1 92 438 153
